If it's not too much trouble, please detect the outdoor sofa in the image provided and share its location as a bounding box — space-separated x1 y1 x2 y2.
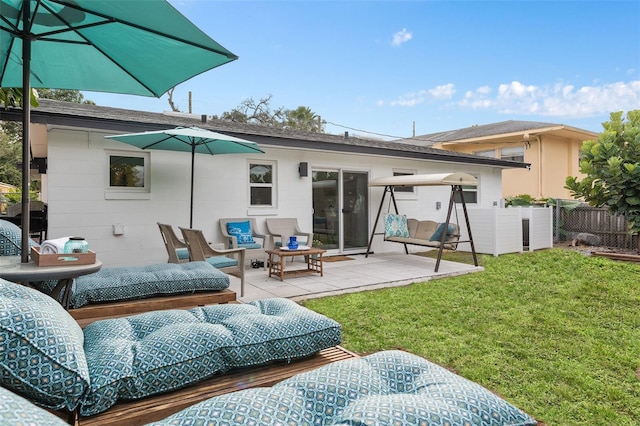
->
0 348 538 426
0 279 343 424
0 219 237 325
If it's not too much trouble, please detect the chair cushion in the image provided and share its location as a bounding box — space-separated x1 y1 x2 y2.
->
175 247 190 260
0 279 89 411
149 350 536 426
430 222 457 242
0 219 39 257
32 262 230 309
383 214 409 238
226 220 255 244
0 386 69 425
205 256 238 269
80 298 342 416
238 242 263 249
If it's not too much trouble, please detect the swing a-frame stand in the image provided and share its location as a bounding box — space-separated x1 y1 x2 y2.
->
366 173 478 272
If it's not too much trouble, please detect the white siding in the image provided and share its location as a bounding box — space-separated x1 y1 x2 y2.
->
46 126 507 267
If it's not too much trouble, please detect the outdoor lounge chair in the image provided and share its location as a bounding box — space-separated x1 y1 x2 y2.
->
219 217 267 267
157 223 190 263
180 227 246 296
265 217 313 248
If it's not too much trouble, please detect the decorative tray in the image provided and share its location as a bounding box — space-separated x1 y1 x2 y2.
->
280 245 311 251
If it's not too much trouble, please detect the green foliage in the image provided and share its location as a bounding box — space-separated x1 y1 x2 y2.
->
0 88 39 108
0 132 21 187
304 249 640 425
37 89 95 104
216 95 324 132
566 110 640 233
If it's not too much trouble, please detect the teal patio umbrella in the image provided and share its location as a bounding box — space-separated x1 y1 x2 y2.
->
106 127 264 228
0 0 238 262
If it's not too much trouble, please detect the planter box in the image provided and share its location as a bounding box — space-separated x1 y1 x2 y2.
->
30 247 96 267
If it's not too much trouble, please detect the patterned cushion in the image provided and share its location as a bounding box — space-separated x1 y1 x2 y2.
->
150 350 536 426
175 247 190 260
226 220 255 244
0 219 39 257
383 214 410 238
0 385 69 425
0 280 89 411
80 298 341 416
430 222 457 242
31 261 230 309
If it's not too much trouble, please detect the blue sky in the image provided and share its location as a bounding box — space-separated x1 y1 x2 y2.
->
83 0 640 139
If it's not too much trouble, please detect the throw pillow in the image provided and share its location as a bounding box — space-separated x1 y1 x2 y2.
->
226 221 255 244
0 279 90 411
430 222 457 242
383 214 409 238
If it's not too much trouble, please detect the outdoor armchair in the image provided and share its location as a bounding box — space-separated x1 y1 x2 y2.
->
180 227 246 296
157 223 190 263
266 218 313 249
219 218 267 268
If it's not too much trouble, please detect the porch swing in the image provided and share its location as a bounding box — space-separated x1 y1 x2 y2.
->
365 172 478 272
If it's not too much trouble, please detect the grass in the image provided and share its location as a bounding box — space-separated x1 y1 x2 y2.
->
302 248 640 425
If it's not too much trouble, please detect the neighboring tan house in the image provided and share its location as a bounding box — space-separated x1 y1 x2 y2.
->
1 100 531 266
397 121 598 199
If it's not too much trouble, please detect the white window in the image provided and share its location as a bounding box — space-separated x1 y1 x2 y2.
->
500 146 524 162
249 162 275 207
105 151 150 199
474 149 495 158
454 175 478 204
392 169 416 194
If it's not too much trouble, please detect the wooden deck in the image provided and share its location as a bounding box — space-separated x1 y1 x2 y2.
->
69 289 237 327
55 345 358 425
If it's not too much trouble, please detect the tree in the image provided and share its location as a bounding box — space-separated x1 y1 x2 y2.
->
566 110 640 249
37 89 95 105
216 95 324 132
286 106 324 133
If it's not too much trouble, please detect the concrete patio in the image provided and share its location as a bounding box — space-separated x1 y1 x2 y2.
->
231 252 483 303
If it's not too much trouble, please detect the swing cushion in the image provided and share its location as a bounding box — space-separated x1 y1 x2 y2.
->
430 223 458 242
383 214 409 238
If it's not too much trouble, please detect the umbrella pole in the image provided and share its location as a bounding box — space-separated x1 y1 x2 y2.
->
190 144 195 228
20 1 32 263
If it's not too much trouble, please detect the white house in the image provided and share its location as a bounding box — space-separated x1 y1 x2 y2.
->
2 99 530 267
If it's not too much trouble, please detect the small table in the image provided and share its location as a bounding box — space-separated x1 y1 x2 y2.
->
266 247 326 281
0 257 102 309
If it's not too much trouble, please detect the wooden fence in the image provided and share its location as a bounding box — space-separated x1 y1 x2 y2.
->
557 204 638 249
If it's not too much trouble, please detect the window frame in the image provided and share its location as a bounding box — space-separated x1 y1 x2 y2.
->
453 174 479 205
104 150 151 200
248 160 276 209
500 146 525 162
391 169 417 197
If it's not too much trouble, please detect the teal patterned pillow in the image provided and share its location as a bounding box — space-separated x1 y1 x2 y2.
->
226 220 255 244
149 350 537 426
0 385 69 425
80 298 341 416
0 219 39 256
0 280 89 411
383 214 410 238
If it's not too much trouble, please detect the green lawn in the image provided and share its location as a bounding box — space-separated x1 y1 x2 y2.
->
302 248 640 425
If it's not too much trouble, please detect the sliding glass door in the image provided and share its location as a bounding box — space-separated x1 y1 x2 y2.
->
312 169 368 254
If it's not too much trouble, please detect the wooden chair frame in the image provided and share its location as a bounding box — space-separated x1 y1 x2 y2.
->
180 227 246 297
157 223 189 264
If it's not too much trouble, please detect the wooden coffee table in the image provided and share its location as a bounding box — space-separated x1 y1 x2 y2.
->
266 247 326 281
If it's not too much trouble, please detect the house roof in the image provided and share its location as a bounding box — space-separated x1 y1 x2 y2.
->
0 100 530 169
396 120 598 147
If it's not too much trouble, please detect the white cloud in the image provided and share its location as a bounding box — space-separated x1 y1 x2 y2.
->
392 28 412 47
458 80 640 117
389 84 456 107
428 83 456 100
